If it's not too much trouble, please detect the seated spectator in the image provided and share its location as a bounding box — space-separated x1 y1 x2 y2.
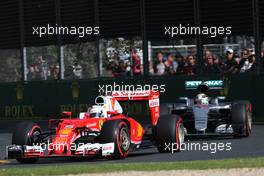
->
49 63 59 79
111 60 121 77
183 55 197 75
164 53 178 75
202 55 221 74
149 60 154 75
223 49 239 74
64 65 74 79
261 50 264 72
239 48 250 68
241 48 250 60
175 55 185 73
131 49 141 76
213 55 224 73
73 62 83 79
240 55 256 73
204 49 212 61
153 52 165 75
118 60 128 76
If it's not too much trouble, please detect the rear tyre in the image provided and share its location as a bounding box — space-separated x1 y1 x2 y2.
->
232 101 252 137
99 120 130 159
12 122 41 163
156 115 184 153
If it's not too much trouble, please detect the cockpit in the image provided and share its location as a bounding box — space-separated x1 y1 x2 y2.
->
195 84 210 105
79 96 123 119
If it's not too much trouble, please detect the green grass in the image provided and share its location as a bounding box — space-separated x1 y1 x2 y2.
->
1 157 264 176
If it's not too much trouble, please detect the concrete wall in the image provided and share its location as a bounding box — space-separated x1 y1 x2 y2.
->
0 74 263 121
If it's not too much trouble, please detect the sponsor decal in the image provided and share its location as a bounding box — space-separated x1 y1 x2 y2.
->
16 84 24 101
112 91 151 97
102 143 115 156
86 123 97 128
71 82 80 100
4 105 34 118
149 98 159 107
185 80 223 90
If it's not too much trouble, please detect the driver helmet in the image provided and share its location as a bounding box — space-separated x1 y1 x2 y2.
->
196 93 209 105
89 105 106 118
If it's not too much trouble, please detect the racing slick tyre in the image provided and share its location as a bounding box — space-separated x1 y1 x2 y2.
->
156 115 184 153
99 120 131 159
12 122 42 163
231 101 252 137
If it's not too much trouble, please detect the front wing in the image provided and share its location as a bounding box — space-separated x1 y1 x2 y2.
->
6 142 115 159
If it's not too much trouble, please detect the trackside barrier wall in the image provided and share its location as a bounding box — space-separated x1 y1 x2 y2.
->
0 74 263 122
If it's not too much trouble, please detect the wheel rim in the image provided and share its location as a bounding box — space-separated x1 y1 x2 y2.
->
178 123 184 146
119 128 130 151
30 130 41 144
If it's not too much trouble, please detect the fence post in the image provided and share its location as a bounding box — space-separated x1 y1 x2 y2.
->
140 0 149 76
94 0 101 77
194 0 203 76
253 0 261 74
19 0 26 81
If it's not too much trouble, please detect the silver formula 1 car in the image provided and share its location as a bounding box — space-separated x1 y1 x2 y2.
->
168 80 252 138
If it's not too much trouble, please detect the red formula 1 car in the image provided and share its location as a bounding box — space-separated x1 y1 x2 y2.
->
7 91 184 163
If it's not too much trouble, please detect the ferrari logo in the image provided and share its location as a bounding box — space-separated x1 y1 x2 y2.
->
110 98 116 109
99 120 104 130
137 125 143 138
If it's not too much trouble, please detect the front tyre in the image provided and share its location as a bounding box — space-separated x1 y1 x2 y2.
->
99 120 130 159
156 115 184 153
12 122 42 163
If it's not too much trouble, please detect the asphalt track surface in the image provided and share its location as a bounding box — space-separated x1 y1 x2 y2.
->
0 119 263 168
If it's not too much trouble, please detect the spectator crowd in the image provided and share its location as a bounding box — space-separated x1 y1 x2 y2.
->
27 56 59 80
26 47 264 80
108 49 142 77
28 56 86 80
151 48 259 76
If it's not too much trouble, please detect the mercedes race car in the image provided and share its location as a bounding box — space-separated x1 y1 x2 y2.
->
7 91 184 163
168 80 252 138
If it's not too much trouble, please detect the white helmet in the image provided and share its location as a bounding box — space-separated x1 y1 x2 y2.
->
89 105 106 118
196 93 209 105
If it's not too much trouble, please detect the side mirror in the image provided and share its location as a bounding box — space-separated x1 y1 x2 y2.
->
61 111 72 118
179 97 188 101
211 96 226 105
79 112 89 119
107 110 119 115
217 96 226 100
179 97 189 106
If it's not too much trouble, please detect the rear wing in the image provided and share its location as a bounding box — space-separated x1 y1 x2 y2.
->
112 90 160 126
111 90 159 101
185 80 224 90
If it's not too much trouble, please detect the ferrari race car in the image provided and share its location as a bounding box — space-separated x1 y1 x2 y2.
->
7 91 184 163
168 80 252 138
